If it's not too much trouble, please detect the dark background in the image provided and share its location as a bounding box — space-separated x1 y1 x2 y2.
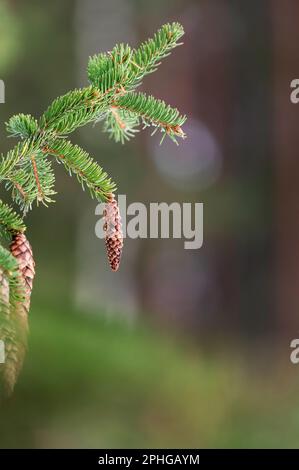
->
0 0 299 448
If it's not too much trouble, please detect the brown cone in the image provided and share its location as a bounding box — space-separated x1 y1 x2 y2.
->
10 232 35 312
103 194 123 271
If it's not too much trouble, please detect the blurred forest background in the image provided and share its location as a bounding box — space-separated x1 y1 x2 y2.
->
1 0 299 448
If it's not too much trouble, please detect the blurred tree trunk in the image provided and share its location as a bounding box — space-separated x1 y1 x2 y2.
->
272 0 299 335
136 2 238 334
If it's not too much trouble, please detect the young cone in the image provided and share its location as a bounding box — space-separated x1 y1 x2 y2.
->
104 193 123 271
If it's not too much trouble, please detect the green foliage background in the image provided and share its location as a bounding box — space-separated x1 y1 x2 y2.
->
1 306 299 449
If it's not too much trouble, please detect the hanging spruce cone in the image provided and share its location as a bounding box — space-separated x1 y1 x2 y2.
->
10 232 35 312
0 232 36 395
103 193 123 271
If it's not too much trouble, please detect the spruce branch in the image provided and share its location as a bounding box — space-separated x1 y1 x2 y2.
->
114 92 186 143
103 107 140 144
88 43 133 91
5 152 56 212
6 114 39 140
40 86 108 135
129 22 184 87
0 22 187 394
42 139 116 201
0 140 39 179
88 23 185 91
0 200 26 239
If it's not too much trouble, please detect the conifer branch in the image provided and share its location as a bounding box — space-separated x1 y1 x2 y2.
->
129 22 184 87
114 92 186 143
88 23 185 91
42 139 116 201
6 114 39 140
103 107 140 144
0 22 187 394
0 200 26 239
